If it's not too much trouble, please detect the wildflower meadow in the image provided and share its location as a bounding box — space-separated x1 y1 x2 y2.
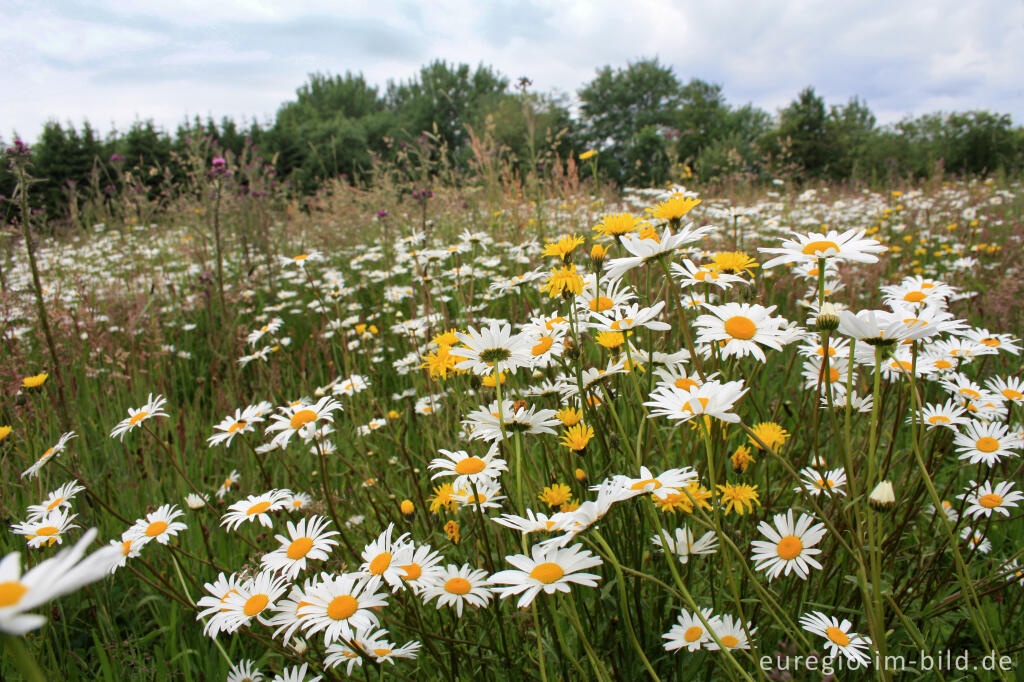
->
2 132 1024 682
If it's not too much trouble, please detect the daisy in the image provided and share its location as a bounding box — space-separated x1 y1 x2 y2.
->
11 508 79 548
215 469 241 499
706 614 754 651
589 301 672 334
490 543 602 608
964 328 1021 355
265 397 343 449
21 431 77 479
108 529 146 573
452 478 506 510
205 570 290 637
799 611 873 666
262 515 340 579
953 421 1022 466
324 628 385 674
960 526 991 554
221 489 292 531
195 572 246 637
227 660 264 682
26 481 85 519
247 317 283 347
208 405 266 448
986 376 1024 404
429 444 507 489
796 467 847 497
362 633 422 666
663 608 722 653
608 466 699 500
492 509 568 536
126 504 188 546
650 526 718 564
644 379 748 424
958 480 1023 519
270 663 322 682
0 528 121 634
695 302 792 362
914 399 970 430
420 564 493 616
360 523 415 591
397 543 445 593
604 224 713 280
451 322 533 376
284 491 313 512
297 573 389 645
750 510 826 581
672 259 745 289
758 227 886 269
838 309 924 345
461 400 560 442
110 394 168 440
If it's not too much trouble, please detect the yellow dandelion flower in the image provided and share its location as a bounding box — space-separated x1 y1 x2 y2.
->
579 149 598 160
400 499 414 515
646 194 701 222
22 373 48 389
595 331 626 350
560 424 595 452
710 251 758 276
560 500 581 512
748 422 789 453
717 483 761 516
574 468 587 481
731 444 755 473
557 407 583 427
538 484 573 509
420 346 458 380
541 264 584 298
593 213 646 240
431 329 461 347
428 483 458 513
444 520 460 544
482 372 507 387
542 234 585 260
0 425 11 443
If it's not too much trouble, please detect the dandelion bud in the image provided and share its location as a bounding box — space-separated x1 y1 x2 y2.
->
816 302 840 331
574 467 587 481
400 499 414 515
590 244 608 270
869 480 895 510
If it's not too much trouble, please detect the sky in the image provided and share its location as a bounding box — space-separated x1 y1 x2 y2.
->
3 0 1022 141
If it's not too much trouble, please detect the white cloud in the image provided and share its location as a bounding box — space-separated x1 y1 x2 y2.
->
2 0 1021 141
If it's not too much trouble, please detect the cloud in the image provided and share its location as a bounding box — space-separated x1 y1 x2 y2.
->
2 0 1021 141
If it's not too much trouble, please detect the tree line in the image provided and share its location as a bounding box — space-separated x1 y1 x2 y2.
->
3 57 1022 220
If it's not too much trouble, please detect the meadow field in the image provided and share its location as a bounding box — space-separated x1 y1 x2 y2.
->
1 141 1023 681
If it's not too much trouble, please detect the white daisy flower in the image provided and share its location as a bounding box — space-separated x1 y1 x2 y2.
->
420 564 493 616
359 523 415 592
262 515 340 579
126 504 188 546
208 404 266 448
650 526 719 564
11 508 79 548
795 467 847 497
296 573 389 645
221 489 292 531
750 510 826 581
953 421 1022 466
265 397 343 450
799 610 872 666
758 227 886 269
26 481 85 519
644 379 748 424
958 480 1023 519
21 431 77 480
490 543 603 608
110 394 168 440
429 444 508 490
450 321 533 376
663 608 722 652
694 302 793 362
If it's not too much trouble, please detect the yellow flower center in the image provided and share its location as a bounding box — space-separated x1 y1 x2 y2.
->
128 411 149 426
532 337 554 356
589 296 614 312
684 626 704 642
243 594 269 616
327 595 358 620
0 581 28 607
445 577 472 595
720 635 740 648
228 421 247 433
455 457 487 475
801 240 840 256
294 254 309 261
121 539 133 555
35 526 59 536
290 409 318 429
724 316 757 340
46 497 65 511
675 377 699 390
369 552 392 575
287 537 314 559
1002 389 1023 400
981 338 1000 347
529 562 565 584
934 359 952 369
145 521 168 537
979 493 1003 509
975 437 1000 453
928 415 949 424
826 626 850 647
401 563 422 581
630 478 662 491
247 501 272 516
373 648 393 657
903 291 926 302
776 535 803 560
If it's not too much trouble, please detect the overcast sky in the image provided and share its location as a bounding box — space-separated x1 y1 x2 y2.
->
3 0 1022 141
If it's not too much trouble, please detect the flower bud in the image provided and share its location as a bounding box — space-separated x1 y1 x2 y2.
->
869 480 895 510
